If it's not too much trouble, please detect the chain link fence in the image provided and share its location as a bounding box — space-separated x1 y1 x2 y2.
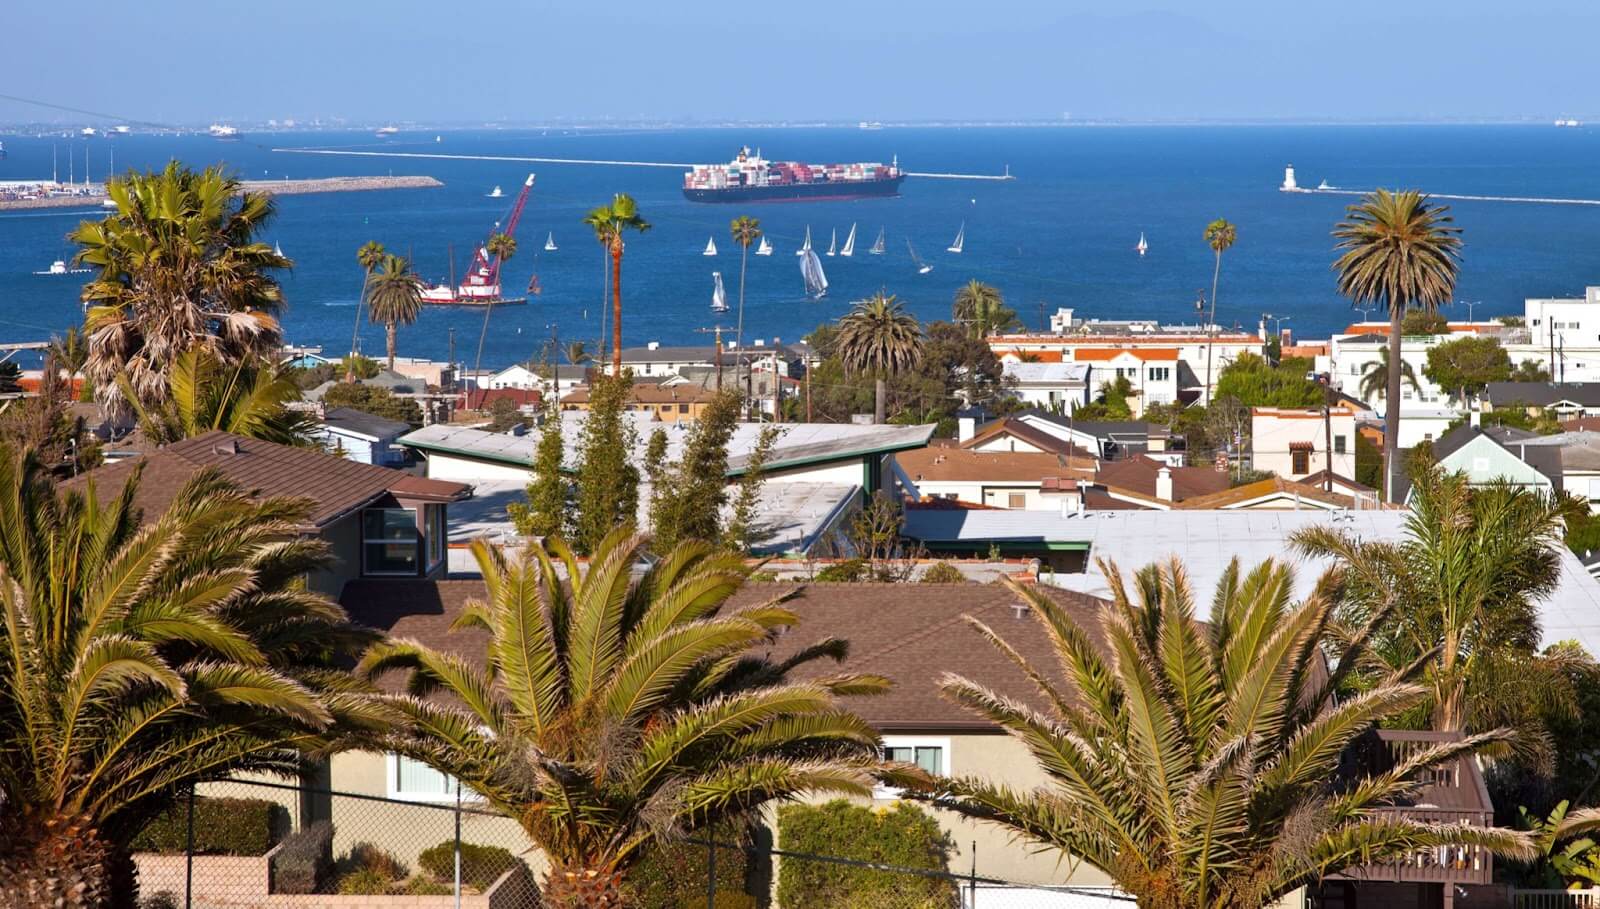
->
131 778 1133 909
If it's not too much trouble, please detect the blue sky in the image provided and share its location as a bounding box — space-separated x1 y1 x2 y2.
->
4 0 1597 123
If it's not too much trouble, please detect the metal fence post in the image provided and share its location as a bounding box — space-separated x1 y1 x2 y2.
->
184 785 195 909
968 840 977 909
706 830 716 909
454 781 463 909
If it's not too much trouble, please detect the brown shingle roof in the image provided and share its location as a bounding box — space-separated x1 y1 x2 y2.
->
1177 477 1354 510
1095 456 1229 502
896 446 1095 484
561 383 719 406
961 418 1097 460
65 431 469 529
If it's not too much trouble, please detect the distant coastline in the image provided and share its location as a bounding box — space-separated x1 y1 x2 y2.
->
0 175 442 212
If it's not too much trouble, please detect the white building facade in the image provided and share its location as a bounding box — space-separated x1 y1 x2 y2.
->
1250 405 1358 482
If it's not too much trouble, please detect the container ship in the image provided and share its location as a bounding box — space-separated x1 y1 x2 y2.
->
682 147 905 203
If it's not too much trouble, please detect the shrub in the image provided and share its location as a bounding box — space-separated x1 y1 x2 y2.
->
813 559 866 582
136 893 179 909
130 797 284 856
746 569 781 583
400 875 453 895
418 841 521 891
919 562 966 584
336 867 392 896
624 825 754 909
777 801 957 909
344 842 407 881
271 821 333 895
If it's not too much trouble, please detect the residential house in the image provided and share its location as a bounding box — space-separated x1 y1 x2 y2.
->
1329 331 1456 412
1505 431 1600 512
963 411 1172 463
1483 381 1600 418
302 369 428 403
894 446 1095 510
1072 347 1180 414
1175 476 1365 511
1396 423 1558 503
958 416 1098 461
1250 405 1358 482
63 431 470 595
1001 361 1091 411
461 387 543 413
1518 286 1600 383
560 381 719 423
385 356 455 390
314 407 413 466
481 364 542 390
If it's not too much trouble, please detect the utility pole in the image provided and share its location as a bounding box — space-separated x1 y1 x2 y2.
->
771 348 781 423
447 328 456 393
1323 385 1334 494
694 325 729 395
805 365 812 422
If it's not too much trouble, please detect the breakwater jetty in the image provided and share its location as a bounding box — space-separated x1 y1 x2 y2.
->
1277 164 1600 207
0 175 442 213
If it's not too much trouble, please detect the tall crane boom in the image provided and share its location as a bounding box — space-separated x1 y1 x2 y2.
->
464 173 535 289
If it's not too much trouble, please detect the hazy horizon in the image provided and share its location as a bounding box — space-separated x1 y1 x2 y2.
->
4 0 1598 125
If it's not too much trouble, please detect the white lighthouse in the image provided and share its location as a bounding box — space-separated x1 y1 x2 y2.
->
1280 164 1299 192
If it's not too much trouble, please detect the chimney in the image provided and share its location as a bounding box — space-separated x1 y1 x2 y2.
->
957 415 977 443
1156 465 1174 502
1469 408 1482 429
212 438 239 456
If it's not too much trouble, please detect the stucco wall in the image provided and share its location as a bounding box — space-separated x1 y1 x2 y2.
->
309 514 363 598
421 452 534 483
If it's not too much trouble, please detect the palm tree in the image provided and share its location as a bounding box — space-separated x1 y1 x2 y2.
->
730 216 762 349
1333 190 1462 500
951 280 1018 338
834 292 925 424
48 326 88 400
471 233 516 383
365 254 425 370
71 162 291 417
359 531 887 907
909 558 1532 909
564 340 592 366
1202 218 1237 406
583 195 651 374
350 240 387 374
1358 346 1421 406
120 346 318 446
581 210 613 363
0 447 380 906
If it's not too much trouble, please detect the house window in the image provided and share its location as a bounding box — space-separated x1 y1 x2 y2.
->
426 505 445 569
877 736 951 799
1148 367 1170 382
386 754 479 803
1334 435 1347 454
363 508 419 576
1008 493 1026 508
678 404 689 414
1291 448 1310 474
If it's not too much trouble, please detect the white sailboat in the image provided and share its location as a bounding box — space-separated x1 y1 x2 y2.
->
1136 232 1148 256
947 222 965 254
800 247 828 299
711 271 729 313
908 239 933 275
840 223 857 257
703 236 718 256
544 232 558 252
826 228 837 257
795 226 812 256
487 185 503 198
869 227 886 255
273 240 284 258
756 236 773 256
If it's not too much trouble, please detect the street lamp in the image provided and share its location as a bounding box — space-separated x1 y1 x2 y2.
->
1454 300 1482 323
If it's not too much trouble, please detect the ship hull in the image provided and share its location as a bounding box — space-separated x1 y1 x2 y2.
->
683 176 905 204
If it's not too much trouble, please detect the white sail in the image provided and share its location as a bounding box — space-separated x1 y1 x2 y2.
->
947 222 965 254
908 239 932 275
756 236 773 256
1136 232 1148 256
703 236 718 256
544 232 558 251
488 185 503 198
274 240 284 257
796 226 812 256
870 227 886 255
826 228 837 257
840 223 856 257
800 248 828 298
711 271 728 312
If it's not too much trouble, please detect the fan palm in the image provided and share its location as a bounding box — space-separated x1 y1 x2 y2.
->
834 292 924 424
471 233 517 383
1333 190 1462 500
583 195 651 374
730 216 762 349
119 346 317 446
358 531 888 907
951 280 1018 338
70 162 290 418
564 340 592 367
365 254 425 370
909 558 1532 909
1202 218 1237 406
1358 346 1421 407
349 240 387 375
0 447 381 907
48 325 89 392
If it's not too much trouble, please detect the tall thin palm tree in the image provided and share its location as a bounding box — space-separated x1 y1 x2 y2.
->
71 162 291 417
1358 346 1421 406
730 216 762 349
351 240 387 376
1333 190 1462 500
581 210 613 364
0 448 381 907
951 280 1019 338
583 195 651 374
908 558 1532 909
47 325 88 399
120 346 318 446
834 292 925 424
365 253 425 370
359 531 887 908
1202 218 1237 406
472 233 516 384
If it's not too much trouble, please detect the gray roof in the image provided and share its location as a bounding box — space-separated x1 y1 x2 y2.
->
1020 411 1159 446
1485 382 1600 408
1396 422 1562 503
304 370 426 401
1004 362 1091 384
322 407 412 441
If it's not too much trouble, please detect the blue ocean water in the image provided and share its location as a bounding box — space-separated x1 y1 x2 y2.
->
2 125 1599 370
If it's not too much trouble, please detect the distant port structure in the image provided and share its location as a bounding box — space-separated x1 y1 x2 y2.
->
1279 163 1600 207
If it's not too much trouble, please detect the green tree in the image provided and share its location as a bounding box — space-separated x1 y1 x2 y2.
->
365 254 424 371
48 325 89 398
1202 218 1237 406
777 801 955 908
646 391 741 551
1403 309 1451 335
951 280 1019 338
1214 351 1324 407
1424 335 1512 404
122 347 317 446
1334 189 1462 500
72 162 291 416
584 195 651 374
1355 431 1383 491
1511 359 1552 382
564 340 592 367
574 372 639 554
509 407 570 540
0 448 379 907
834 293 925 424
725 424 779 553
1075 374 1135 420
358 532 887 908
321 382 423 427
909 560 1532 909
0 356 101 477
350 240 386 372
729 216 761 349
1358 346 1421 406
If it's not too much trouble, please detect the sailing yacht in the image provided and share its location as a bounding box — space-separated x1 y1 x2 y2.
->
840 224 857 257
908 239 933 275
703 236 718 256
947 222 965 254
544 233 558 252
1136 232 1148 256
869 227 886 255
826 228 837 257
756 236 773 256
711 272 729 313
800 246 828 299
274 240 284 258
795 226 812 256
487 186 504 198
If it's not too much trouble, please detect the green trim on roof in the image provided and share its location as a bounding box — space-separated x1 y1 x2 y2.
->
920 540 1090 553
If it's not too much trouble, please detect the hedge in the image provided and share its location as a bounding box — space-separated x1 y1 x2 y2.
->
130 797 284 856
271 821 333 895
777 801 958 909
920 562 967 584
624 825 755 909
418 841 521 892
